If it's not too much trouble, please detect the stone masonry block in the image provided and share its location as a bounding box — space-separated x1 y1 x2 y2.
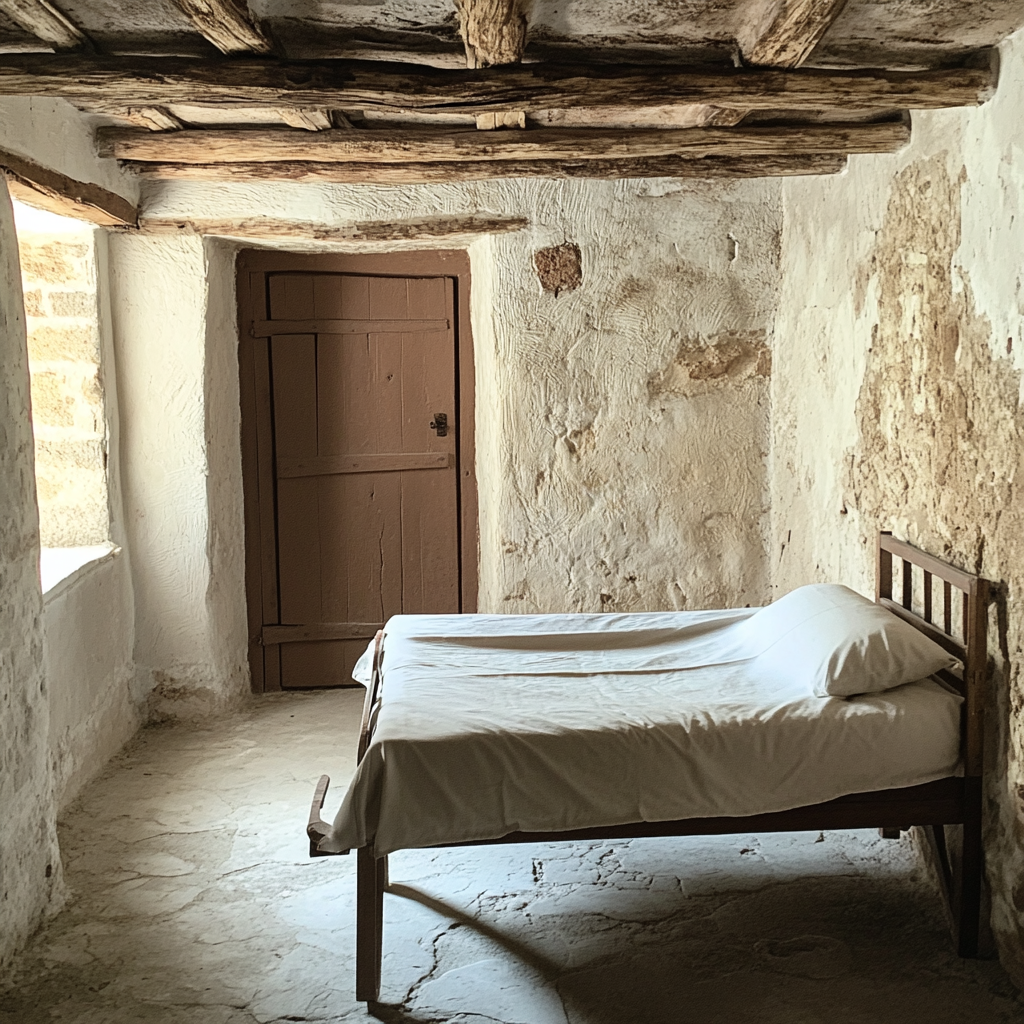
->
28 324 100 362
23 289 43 316
49 291 94 318
30 371 76 428
19 239 91 286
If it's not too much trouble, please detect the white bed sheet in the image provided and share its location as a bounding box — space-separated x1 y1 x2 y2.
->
324 610 963 856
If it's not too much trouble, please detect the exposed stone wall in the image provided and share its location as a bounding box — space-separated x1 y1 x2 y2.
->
18 219 108 548
0 178 62 975
772 26 1024 983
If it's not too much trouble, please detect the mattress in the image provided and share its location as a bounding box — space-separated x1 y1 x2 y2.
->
323 610 963 856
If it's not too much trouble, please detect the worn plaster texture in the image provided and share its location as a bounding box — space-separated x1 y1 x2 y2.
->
143 175 782 616
2 691 1023 1023
771 23 1024 988
108 232 248 722
43 550 138 811
0 176 63 974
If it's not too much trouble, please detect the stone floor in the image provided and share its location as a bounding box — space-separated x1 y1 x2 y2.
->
2 690 1023 1024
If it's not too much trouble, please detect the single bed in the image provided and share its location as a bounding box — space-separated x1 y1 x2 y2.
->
306 533 990 1002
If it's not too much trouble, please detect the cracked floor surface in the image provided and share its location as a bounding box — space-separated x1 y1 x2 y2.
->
2 689 1023 1024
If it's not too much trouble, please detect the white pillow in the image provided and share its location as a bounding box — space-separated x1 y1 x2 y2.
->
737 583 960 697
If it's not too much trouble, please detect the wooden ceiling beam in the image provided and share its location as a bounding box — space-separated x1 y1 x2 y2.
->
137 213 529 241
168 0 272 55
97 121 909 164
0 0 88 51
453 0 531 68
0 147 136 226
0 53 990 113
739 0 849 68
703 1 849 127
123 153 850 183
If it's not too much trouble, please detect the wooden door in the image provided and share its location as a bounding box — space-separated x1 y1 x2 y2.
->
242 267 465 689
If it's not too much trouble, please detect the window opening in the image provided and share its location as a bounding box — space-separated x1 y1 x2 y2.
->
13 200 112 591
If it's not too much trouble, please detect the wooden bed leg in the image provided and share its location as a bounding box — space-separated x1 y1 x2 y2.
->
356 848 386 1002
924 800 984 956
957 778 984 957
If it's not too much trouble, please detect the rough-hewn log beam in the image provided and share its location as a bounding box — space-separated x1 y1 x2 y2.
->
0 147 136 226
453 0 531 68
138 213 529 241
168 0 272 55
0 0 87 51
126 153 849 183
0 54 995 114
740 0 849 67
278 108 333 130
97 121 909 164
116 107 184 131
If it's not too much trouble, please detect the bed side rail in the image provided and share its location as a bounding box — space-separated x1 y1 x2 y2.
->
306 630 386 858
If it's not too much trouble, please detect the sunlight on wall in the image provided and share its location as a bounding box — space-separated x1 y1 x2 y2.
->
14 200 109 554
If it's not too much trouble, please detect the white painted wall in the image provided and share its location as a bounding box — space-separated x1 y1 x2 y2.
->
109 233 248 720
0 98 137 207
0 175 62 974
772 26 1024 984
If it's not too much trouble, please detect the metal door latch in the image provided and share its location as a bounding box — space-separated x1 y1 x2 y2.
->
429 413 448 437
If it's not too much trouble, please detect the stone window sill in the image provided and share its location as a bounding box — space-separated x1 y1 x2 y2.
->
41 543 119 600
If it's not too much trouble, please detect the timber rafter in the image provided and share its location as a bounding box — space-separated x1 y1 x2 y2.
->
123 153 850 183
97 121 910 164
0 52 996 114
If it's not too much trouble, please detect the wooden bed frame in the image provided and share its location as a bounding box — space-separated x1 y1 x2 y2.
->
306 532 991 1003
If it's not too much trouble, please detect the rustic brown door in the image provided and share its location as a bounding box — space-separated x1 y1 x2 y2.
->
242 267 464 689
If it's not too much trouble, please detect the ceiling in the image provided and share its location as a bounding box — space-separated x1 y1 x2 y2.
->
1 0 1022 68
0 0 1021 190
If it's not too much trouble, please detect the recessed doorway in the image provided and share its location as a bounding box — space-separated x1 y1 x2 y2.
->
237 250 477 692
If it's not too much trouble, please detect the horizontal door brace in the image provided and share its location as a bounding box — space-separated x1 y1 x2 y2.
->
252 317 449 336
278 452 453 478
263 622 383 645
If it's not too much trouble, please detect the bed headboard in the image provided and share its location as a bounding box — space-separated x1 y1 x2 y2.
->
875 531 989 777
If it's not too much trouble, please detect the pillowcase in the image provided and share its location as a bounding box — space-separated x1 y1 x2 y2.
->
736 583 960 698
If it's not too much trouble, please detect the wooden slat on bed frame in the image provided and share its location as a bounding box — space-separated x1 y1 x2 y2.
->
320 530 992 1001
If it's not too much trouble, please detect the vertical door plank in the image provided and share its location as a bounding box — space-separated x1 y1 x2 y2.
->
318 332 368 456
319 472 402 624
273 334 322 628
269 273 315 319
239 270 266 691
252 336 282 691
278 477 323 624
401 467 460 613
271 335 318 458
341 275 370 319
398 276 458 614
368 276 409 320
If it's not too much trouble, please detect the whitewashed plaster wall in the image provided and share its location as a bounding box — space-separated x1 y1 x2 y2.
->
42 229 139 811
141 175 782 632
0 98 137 207
0 176 62 974
108 233 249 720
772 27 1024 984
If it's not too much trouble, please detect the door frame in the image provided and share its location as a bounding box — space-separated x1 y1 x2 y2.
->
236 248 479 693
